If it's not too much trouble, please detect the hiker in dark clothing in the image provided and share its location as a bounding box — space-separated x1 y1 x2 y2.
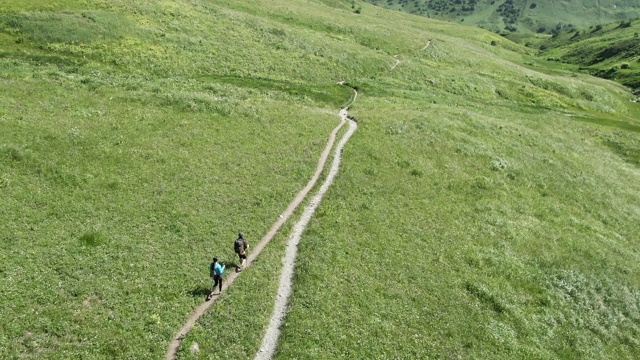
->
234 232 249 271
209 257 225 297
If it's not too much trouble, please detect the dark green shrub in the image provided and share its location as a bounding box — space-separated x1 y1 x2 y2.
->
618 20 632 29
79 231 106 247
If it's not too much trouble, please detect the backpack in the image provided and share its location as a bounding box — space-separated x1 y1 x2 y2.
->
234 239 244 254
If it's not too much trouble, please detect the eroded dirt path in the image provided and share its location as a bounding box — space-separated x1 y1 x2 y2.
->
165 90 357 360
255 90 358 360
391 57 401 70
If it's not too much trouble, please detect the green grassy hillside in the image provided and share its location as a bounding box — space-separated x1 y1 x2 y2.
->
534 19 640 92
1 0 639 359
364 0 640 34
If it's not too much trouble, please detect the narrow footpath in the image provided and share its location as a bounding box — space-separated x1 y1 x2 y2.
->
165 88 358 360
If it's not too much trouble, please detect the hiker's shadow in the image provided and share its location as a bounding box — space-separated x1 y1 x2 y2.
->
189 286 211 297
222 261 239 272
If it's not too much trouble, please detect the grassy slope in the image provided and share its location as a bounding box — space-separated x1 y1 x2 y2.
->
0 0 639 359
364 0 640 34
0 0 355 357
185 1 640 360
537 19 640 91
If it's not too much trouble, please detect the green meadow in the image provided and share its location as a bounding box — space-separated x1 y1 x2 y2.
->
1 0 639 359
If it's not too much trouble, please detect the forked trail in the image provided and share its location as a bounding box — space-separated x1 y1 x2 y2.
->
255 97 357 360
165 88 358 360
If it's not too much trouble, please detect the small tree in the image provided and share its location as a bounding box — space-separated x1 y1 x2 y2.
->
505 25 517 32
618 20 632 29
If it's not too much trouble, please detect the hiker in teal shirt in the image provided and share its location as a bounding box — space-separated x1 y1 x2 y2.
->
209 257 225 296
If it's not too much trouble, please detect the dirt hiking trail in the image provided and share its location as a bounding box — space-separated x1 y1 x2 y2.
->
391 56 401 70
165 88 358 360
255 99 357 360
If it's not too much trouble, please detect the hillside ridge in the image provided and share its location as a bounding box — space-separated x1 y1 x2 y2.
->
364 0 640 34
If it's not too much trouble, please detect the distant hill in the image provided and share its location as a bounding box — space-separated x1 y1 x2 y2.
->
537 19 640 91
364 0 640 34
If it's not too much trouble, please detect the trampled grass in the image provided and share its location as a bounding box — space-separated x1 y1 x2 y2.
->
1 0 639 359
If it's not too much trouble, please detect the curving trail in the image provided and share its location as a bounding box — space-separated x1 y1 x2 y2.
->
255 90 358 360
165 89 358 360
